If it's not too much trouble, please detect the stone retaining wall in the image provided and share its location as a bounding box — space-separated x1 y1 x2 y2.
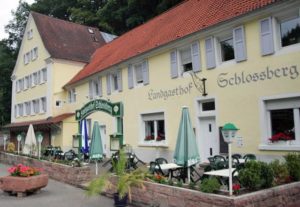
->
105 178 300 207
0 152 91 186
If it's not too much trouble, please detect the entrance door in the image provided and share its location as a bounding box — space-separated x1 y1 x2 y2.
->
99 125 108 157
198 117 218 162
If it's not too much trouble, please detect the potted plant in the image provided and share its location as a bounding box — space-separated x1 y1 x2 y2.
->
0 164 48 197
87 149 146 206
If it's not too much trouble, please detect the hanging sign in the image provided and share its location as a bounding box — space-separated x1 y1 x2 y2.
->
76 99 123 120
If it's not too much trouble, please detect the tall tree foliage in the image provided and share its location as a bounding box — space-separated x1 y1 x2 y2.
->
0 41 15 125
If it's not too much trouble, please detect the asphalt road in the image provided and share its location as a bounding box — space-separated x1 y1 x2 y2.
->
0 163 115 207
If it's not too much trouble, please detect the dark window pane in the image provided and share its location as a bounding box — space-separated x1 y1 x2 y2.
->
281 17 300 47
270 109 295 140
202 101 215 111
220 38 234 61
145 121 154 140
183 63 193 72
157 120 165 141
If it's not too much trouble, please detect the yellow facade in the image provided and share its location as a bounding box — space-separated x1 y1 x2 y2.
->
71 7 300 162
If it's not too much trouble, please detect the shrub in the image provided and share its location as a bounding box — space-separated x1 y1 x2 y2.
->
284 153 300 181
238 161 274 190
199 177 221 193
269 160 289 185
7 142 15 152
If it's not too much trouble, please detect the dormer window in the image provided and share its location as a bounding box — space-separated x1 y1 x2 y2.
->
179 47 193 72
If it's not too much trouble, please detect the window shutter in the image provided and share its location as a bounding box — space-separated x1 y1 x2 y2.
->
142 60 149 85
233 26 247 62
128 64 134 89
106 74 111 95
205 37 216 69
98 77 102 97
170 50 178 78
260 17 274 56
117 69 122 92
191 41 201 72
89 80 93 99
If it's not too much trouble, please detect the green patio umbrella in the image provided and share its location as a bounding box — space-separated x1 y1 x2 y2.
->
173 106 200 182
90 121 104 175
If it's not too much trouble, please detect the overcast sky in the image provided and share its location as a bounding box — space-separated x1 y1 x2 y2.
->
0 0 35 40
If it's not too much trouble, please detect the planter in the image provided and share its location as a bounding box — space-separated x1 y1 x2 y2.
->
0 174 48 197
113 192 128 207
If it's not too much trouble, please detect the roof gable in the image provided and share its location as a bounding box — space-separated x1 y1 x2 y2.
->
31 12 107 63
68 0 278 85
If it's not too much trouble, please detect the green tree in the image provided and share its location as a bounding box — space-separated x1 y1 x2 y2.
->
0 41 15 126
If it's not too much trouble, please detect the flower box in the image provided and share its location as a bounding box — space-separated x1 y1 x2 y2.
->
0 174 48 197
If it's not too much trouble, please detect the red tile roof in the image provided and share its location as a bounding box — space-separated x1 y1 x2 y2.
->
67 0 278 85
31 12 107 63
3 113 74 129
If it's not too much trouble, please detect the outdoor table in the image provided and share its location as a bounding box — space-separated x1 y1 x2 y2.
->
204 168 237 177
204 168 238 189
150 163 183 179
238 159 245 164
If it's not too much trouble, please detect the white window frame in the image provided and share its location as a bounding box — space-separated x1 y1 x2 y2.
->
32 99 40 114
215 31 235 64
68 88 76 103
24 76 29 90
25 101 31 116
27 29 33 40
133 63 144 86
18 104 24 117
32 72 38 86
272 8 300 54
259 94 300 151
40 97 47 113
111 73 119 92
31 47 38 61
139 112 167 147
41 68 47 83
178 45 193 75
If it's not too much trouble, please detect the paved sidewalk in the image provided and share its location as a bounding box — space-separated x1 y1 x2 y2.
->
0 163 115 207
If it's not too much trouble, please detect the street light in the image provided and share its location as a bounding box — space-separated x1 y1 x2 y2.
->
221 123 239 196
3 134 8 151
17 134 22 154
37 133 43 160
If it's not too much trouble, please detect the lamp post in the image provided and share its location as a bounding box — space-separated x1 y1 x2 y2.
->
37 133 43 160
17 134 22 154
221 123 239 196
3 134 8 151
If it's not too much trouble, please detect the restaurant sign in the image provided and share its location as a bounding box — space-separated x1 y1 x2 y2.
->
76 99 123 120
217 65 299 88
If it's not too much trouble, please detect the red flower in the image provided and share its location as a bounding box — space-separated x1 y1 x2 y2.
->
269 132 293 143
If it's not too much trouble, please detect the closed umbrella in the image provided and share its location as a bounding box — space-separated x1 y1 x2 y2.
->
23 124 37 156
80 119 89 154
90 121 104 175
173 107 200 183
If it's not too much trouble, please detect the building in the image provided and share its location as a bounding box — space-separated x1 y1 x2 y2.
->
65 0 300 162
4 12 116 151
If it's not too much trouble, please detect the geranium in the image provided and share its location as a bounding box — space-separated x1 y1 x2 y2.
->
144 135 154 141
233 183 240 195
8 164 42 177
269 132 293 143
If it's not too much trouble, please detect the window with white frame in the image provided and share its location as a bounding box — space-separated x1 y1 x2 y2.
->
262 96 300 146
170 42 201 78
27 29 33 40
68 88 76 103
40 97 47 113
219 36 235 62
89 77 102 99
31 47 38 61
24 76 29 90
111 73 118 92
25 102 31 116
32 99 40 114
134 63 143 84
24 52 30 65
18 104 24 117
17 78 24 92
14 105 18 118
32 72 38 86
41 68 47 83
179 46 193 72
37 71 41 84
141 112 166 144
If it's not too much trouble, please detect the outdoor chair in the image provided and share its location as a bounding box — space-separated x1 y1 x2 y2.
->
64 150 77 161
213 155 227 170
243 154 256 162
232 153 242 159
155 157 168 164
190 165 202 183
